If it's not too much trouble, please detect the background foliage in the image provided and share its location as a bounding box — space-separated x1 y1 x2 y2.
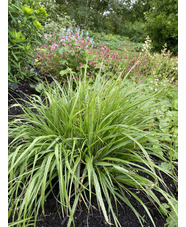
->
54 0 177 54
8 0 178 83
144 0 178 54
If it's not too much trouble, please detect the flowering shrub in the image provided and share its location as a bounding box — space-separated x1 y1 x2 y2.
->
33 29 132 81
33 31 178 84
33 28 93 81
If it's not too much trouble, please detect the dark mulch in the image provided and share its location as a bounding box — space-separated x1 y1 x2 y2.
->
8 80 178 227
35 171 177 227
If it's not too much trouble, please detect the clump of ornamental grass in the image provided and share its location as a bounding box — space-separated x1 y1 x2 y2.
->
9 73 177 227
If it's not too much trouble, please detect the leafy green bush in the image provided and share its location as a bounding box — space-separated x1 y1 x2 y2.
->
8 0 48 83
133 37 178 82
150 45 178 82
136 74 178 179
122 21 146 43
9 75 177 227
144 0 178 54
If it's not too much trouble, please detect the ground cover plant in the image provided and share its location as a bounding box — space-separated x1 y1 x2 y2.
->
8 71 178 227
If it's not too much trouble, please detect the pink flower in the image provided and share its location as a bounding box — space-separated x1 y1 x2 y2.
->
126 37 129 39
130 46 132 49
87 72 90 75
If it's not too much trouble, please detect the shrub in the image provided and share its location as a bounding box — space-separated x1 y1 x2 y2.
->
8 0 48 83
122 21 146 43
33 28 92 81
42 1 76 37
144 0 178 54
9 75 177 227
132 37 178 83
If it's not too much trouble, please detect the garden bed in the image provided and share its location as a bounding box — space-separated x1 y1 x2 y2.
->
36 173 177 227
8 81 177 227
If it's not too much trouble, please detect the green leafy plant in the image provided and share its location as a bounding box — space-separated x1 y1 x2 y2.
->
132 37 178 83
8 0 48 83
137 75 178 184
165 200 178 227
9 73 177 227
144 0 178 54
159 198 178 227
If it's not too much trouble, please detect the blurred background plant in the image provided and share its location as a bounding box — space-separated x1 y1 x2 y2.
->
144 0 178 54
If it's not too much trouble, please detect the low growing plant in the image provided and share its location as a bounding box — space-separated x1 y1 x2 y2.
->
9 73 177 227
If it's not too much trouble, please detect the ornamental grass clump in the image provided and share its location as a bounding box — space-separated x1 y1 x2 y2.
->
9 75 177 227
